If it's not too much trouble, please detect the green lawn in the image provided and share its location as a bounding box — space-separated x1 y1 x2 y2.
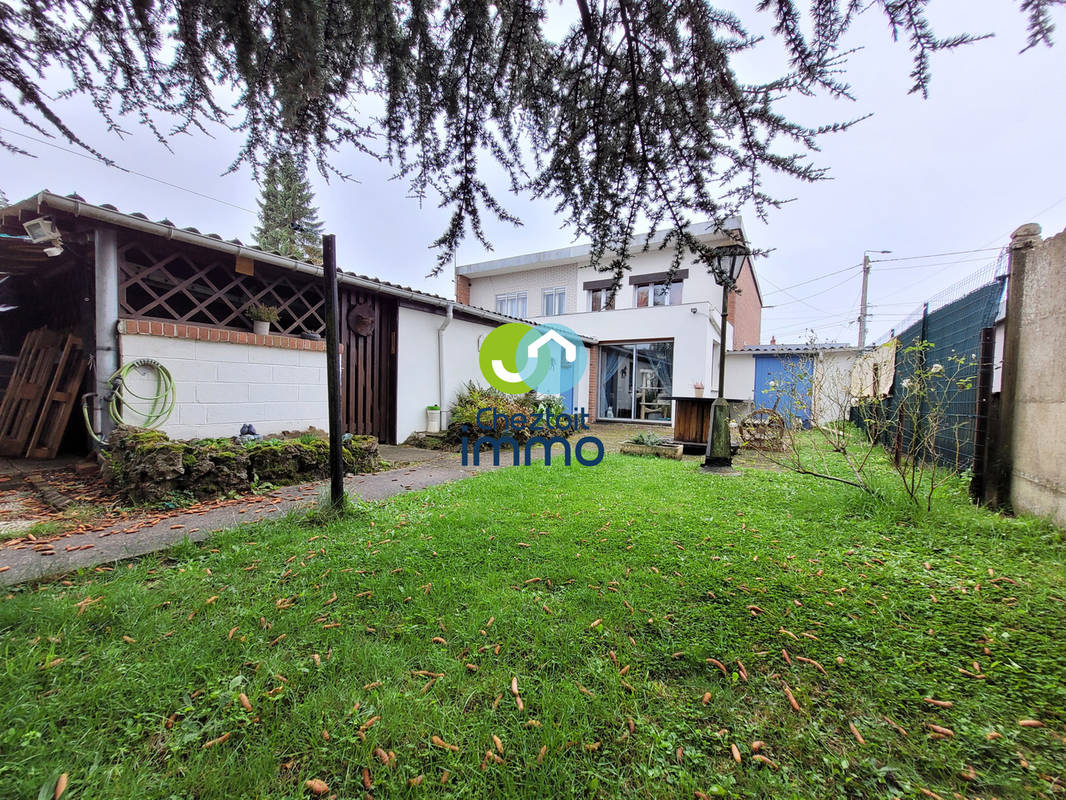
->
1 453 1063 799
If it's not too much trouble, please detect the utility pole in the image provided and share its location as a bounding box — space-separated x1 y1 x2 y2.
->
857 253 871 349
858 249 891 348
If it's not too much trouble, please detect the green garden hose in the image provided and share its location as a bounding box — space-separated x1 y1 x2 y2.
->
82 359 176 445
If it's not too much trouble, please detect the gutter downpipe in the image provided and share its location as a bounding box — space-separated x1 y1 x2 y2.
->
93 226 120 444
438 302 453 424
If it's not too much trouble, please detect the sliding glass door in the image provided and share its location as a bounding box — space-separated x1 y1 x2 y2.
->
598 341 674 421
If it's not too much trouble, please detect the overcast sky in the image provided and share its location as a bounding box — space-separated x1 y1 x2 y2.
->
2 1 1064 345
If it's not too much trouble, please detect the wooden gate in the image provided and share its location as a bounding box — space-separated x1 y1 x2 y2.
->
339 287 398 444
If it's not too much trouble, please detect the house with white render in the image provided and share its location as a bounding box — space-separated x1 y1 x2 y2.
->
455 220 763 424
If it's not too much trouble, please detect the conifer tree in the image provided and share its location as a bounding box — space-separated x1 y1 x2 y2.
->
253 154 324 264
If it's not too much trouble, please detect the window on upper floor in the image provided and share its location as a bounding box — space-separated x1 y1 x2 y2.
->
495 291 527 317
542 287 566 316
588 288 616 312
634 280 683 307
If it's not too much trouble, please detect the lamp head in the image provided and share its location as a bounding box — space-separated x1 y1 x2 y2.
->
711 243 749 287
23 217 60 244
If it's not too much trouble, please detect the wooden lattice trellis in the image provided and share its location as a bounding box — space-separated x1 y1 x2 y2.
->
118 239 325 336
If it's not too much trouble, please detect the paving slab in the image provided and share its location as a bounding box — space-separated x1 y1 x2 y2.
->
0 450 493 587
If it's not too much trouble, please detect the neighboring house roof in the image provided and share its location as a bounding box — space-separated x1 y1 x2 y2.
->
0 190 596 343
456 218 748 278
741 343 862 354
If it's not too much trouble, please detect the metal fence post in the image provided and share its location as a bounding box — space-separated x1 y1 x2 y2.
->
970 326 996 502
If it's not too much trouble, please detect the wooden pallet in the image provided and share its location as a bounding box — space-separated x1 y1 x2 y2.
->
0 329 66 456
26 334 88 459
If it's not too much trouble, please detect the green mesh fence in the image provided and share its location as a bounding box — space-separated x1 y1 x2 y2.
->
862 255 1008 469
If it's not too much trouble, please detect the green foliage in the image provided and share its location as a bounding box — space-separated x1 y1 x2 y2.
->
253 153 324 264
3 1 1057 280
445 381 574 446
762 341 982 512
106 427 380 502
303 490 372 526
246 303 280 324
627 431 669 446
0 456 1061 797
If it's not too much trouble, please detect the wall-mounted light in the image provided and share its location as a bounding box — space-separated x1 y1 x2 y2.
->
23 217 59 243
23 217 64 257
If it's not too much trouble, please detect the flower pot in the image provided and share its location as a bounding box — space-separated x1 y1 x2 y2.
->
253 320 270 336
694 387 705 398
620 442 684 460
426 408 441 433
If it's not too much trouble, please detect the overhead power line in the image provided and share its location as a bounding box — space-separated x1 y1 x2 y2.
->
764 270 860 309
758 274 834 316
873 256 1001 271
762 262 862 296
0 125 258 216
869 247 1001 263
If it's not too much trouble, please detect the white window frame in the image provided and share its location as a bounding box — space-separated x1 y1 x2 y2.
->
634 280 683 308
589 288 615 312
542 287 566 316
495 291 527 318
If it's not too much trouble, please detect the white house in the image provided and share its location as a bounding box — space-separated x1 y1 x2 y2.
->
455 220 763 424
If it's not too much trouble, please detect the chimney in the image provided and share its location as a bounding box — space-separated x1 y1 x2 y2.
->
456 274 471 305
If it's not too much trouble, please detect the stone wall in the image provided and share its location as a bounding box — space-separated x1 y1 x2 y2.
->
106 426 380 503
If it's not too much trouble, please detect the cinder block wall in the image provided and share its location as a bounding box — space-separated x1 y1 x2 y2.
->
117 321 328 440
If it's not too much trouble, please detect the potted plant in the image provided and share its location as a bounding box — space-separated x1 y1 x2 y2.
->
248 304 280 335
693 380 705 398
426 404 442 433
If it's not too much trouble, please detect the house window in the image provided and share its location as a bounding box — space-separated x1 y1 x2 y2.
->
634 280 683 307
589 288 615 312
495 291 527 317
542 287 566 316
597 341 674 421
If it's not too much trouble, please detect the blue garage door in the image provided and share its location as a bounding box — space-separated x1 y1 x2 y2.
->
753 355 813 427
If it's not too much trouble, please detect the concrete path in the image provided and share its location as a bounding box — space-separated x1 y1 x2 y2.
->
0 449 492 587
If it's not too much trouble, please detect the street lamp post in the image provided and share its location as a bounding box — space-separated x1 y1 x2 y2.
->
702 244 749 471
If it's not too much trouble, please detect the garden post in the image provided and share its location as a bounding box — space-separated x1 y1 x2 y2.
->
323 234 345 508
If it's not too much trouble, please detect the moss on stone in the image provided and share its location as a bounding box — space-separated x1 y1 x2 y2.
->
105 424 381 503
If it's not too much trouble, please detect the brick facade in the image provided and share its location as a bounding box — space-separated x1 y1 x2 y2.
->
464 263 580 315
727 259 763 349
586 344 598 421
456 274 471 305
117 318 328 351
